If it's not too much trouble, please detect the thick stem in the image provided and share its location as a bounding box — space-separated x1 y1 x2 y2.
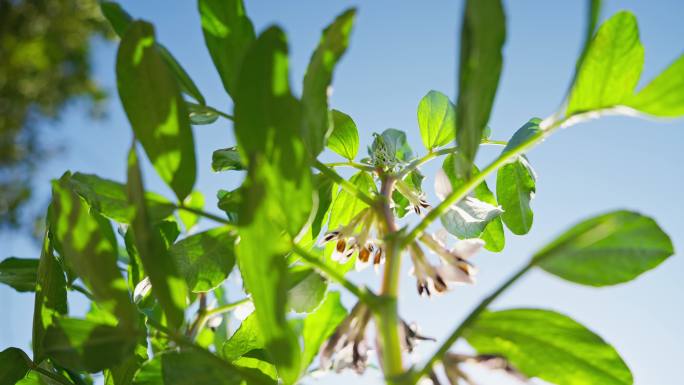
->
376 176 405 382
414 260 534 381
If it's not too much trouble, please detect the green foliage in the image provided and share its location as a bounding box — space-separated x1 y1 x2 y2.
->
0 257 38 292
496 156 536 235
417 90 456 151
301 9 356 157
327 110 360 161
117 21 196 201
3 2 684 385
535 210 673 286
455 0 506 176
464 308 632 385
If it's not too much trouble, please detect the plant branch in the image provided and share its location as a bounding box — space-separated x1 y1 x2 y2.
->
376 175 405 381
187 296 249 339
413 260 534 381
313 160 376 206
326 161 375 172
175 204 234 227
402 117 569 247
292 244 369 301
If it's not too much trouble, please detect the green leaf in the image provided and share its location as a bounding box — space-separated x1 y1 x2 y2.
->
104 342 148 385
301 291 346 373
310 174 335 239
212 147 245 172
43 318 140 373
496 156 536 235
157 44 206 105
455 0 506 175
186 102 220 125
69 172 175 224
500 118 543 156
233 27 310 385
0 347 31 385
222 314 266 361
32 228 68 363
417 90 456 150
328 171 377 232
117 20 196 201
287 266 327 313
101 1 133 37
464 308 632 385
179 191 205 231
0 257 38 292
567 11 643 115
627 53 684 117
126 148 188 328
301 9 356 156
134 351 275 385
534 210 674 286
440 155 504 243
327 109 359 161
50 175 137 327
169 227 236 293
217 189 240 222
392 170 425 218
198 0 255 98
369 128 413 168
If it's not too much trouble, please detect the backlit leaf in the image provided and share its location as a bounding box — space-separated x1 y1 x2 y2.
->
327 109 359 161
496 156 536 235
169 227 236 293
212 147 244 172
567 12 643 115
301 9 356 156
198 0 255 98
464 308 632 385
287 266 327 313
418 90 456 150
534 210 673 286
117 20 196 201
627 53 684 117
455 0 506 175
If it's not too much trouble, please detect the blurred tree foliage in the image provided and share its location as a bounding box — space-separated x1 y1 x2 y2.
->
0 0 112 228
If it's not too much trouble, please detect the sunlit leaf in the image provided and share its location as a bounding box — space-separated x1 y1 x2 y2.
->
222 314 266 361
500 118 543 156
69 172 174 224
100 1 132 37
455 0 506 176
169 227 236 293
534 210 673 286
117 20 196 201
50 174 137 327
198 0 255 98
212 147 244 172
0 257 38 292
627 53 684 117
301 8 356 156
418 90 456 150
287 266 327 313
179 191 205 231
496 156 536 235
126 148 188 329
32 227 68 363
327 109 359 161
301 291 347 373
186 102 220 125
567 11 643 115
464 308 632 385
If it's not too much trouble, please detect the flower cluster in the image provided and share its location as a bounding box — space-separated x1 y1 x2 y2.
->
323 207 386 271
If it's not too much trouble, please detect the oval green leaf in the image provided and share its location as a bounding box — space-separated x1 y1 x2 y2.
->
417 90 456 150
327 109 359 161
496 155 536 235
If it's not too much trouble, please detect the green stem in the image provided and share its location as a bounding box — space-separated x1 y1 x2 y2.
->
175 204 234 227
313 160 376 206
209 106 234 121
292 244 369 301
326 161 375 172
187 297 250 339
376 176 405 382
413 260 534 381
68 284 94 300
403 117 567 246
205 297 251 317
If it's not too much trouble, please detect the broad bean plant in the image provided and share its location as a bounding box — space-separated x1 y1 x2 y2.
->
2 1 683 385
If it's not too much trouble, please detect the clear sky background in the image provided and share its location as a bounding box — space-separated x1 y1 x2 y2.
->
2 1 683 384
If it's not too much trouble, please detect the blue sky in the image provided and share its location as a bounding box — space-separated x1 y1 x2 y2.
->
2 1 683 384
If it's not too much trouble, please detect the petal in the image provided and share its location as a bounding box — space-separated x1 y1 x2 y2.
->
355 257 370 271
452 238 486 259
434 169 452 200
437 264 475 285
133 276 152 303
433 229 450 248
